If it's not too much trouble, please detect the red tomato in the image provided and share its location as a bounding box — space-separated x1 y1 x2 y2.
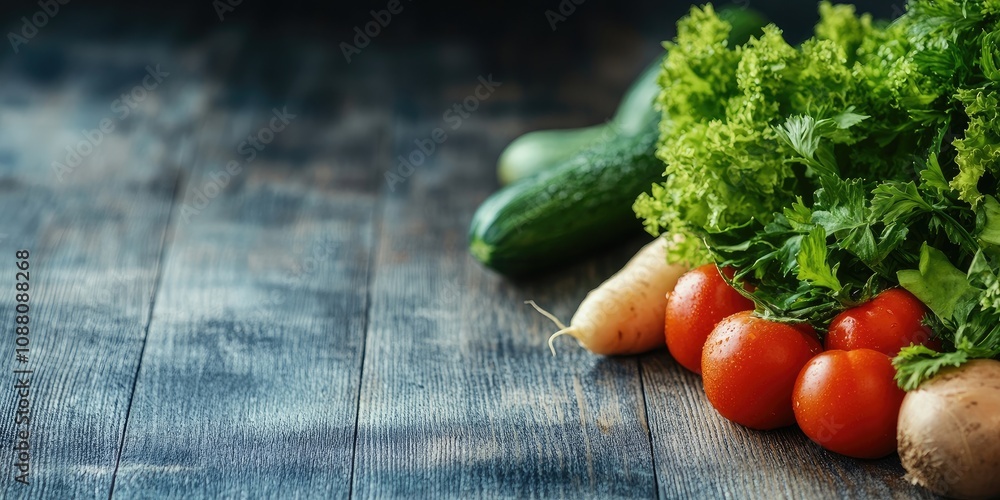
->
701 311 823 430
792 349 905 459
825 288 940 356
665 264 754 373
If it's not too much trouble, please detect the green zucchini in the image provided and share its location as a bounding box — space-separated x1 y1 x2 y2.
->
495 6 767 185
497 124 612 185
470 127 661 275
496 58 660 185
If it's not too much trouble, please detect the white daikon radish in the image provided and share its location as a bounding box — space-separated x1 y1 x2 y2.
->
528 237 688 355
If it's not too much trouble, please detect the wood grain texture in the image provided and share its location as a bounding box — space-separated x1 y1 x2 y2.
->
351 95 656 497
112 183 374 499
640 353 936 499
0 178 177 499
110 43 390 494
0 29 223 498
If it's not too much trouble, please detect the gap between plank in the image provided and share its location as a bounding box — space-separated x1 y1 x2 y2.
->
107 167 184 500
346 121 391 499
637 358 660 499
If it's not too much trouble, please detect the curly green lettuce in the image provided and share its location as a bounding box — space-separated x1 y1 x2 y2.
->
634 3 923 264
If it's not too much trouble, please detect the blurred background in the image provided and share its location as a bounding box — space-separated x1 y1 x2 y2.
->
0 0 901 194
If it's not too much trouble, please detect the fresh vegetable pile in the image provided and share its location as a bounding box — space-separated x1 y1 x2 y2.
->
635 0 1000 387
637 2 1000 495
475 1 1000 498
633 0 1000 497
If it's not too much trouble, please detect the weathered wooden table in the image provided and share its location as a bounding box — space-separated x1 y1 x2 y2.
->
0 4 935 498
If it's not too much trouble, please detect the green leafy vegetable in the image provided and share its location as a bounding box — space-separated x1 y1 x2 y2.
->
635 1 1000 388
893 245 1000 389
797 227 843 292
896 244 978 321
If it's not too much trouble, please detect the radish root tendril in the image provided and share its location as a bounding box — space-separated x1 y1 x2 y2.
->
525 300 577 356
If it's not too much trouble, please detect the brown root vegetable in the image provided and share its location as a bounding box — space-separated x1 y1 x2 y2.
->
897 359 1000 500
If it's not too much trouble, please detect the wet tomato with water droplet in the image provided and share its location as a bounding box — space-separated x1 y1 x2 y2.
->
793 349 905 459
665 264 754 374
825 288 940 356
701 311 822 430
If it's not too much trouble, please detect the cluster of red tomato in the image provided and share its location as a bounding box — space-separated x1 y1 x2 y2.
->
665 265 938 459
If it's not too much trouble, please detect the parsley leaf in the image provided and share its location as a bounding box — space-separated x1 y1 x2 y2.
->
797 227 842 292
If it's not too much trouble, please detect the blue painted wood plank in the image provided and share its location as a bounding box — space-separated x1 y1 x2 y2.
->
111 99 387 497
0 29 225 498
351 111 657 497
113 189 373 499
0 178 177 498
